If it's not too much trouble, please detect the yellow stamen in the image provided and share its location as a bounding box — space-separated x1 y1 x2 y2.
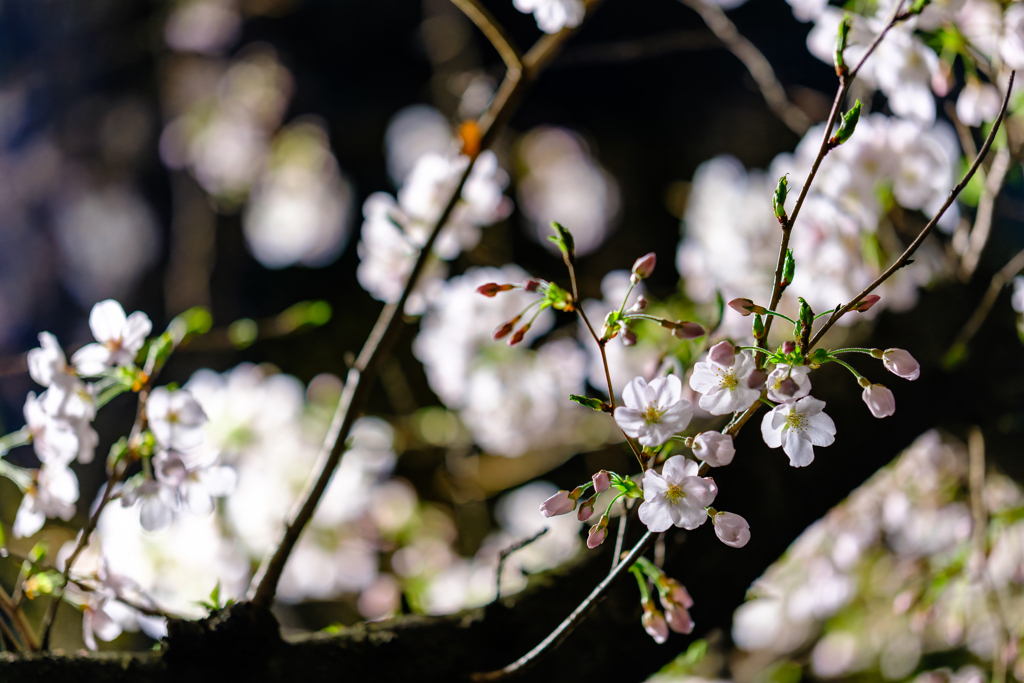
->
664 484 685 505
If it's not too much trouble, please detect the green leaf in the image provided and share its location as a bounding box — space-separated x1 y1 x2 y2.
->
569 394 608 412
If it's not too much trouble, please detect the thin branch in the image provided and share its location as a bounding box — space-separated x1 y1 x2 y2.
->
959 145 1012 280
678 0 810 135
553 29 721 67
451 0 523 76
758 2 907 356
471 531 655 682
247 0 605 609
495 528 548 600
809 71 1016 349
611 498 634 571
946 246 1024 363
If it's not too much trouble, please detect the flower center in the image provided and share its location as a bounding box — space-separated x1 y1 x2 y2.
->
716 368 738 390
785 411 806 432
643 405 662 424
664 484 685 505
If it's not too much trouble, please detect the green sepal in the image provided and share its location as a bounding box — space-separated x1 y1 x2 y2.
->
833 99 862 145
781 249 795 289
569 394 610 412
549 222 576 266
772 174 789 220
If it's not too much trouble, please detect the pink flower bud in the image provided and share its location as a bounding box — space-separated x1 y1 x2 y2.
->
660 578 693 609
592 470 610 493
629 295 648 312
747 369 767 390
641 602 669 644
632 253 657 280
587 517 609 549
493 316 520 340
523 279 541 292
862 383 895 418
882 348 920 380
621 328 638 346
671 322 705 339
577 497 596 522
852 294 881 312
692 431 735 467
706 341 736 367
476 283 514 297
663 604 694 634
713 511 751 548
539 490 576 517
728 298 766 316
781 340 796 354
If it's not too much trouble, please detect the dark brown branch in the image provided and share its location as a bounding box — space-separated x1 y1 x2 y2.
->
450 0 523 75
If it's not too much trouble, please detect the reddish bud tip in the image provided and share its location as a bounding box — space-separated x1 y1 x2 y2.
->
523 279 541 293
622 329 638 346
728 298 767 317
477 283 514 297
852 294 881 312
493 316 520 340
508 323 531 346
782 340 796 354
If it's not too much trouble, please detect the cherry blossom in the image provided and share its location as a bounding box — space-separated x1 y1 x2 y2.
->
688 343 762 415
24 393 81 467
512 0 584 34
882 349 920 380
692 431 735 468
614 375 693 447
713 511 751 548
641 600 669 643
592 470 610 493
71 300 152 376
540 490 576 517
766 364 812 403
862 384 895 418
956 79 1002 126
587 516 609 548
13 465 79 538
146 387 209 452
761 396 836 467
638 455 717 532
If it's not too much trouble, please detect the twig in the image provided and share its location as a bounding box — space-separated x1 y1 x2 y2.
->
471 531 654 681
959 145 1012 280
554 29 721 67
678 0 810 135
758 2 907 356
808 71 1016 349
495 528 548 600
450 0 522 75
247 0 605 610
611 499 632 571
946 246 1024 363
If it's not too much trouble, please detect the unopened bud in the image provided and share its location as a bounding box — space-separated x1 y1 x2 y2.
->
772 174 789 221
728 298 767 317
746 369 767 389
629 295 649 312
549 222 576 266
577 497 596 522
587 515 610 549
493 316 520 340
832 99 862 146
782 340 796 355
834 14 851 76
851 294 881 312
477 282 514 297
592 470 611 493
752 314 765 340
523 279 541 293
631 252 657 280
781 249 795 289
508 323 531 346
707 341 736 367
672 322 705 339
798 298 814 327
622 328 638 346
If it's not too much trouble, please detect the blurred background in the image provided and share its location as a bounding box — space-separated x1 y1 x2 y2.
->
0 0 1023 680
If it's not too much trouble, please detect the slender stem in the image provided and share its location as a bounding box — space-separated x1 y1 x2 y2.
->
827 357 864 381
248 0 606 609
616 281 636 317
812 308 836 321
678 0 810 135
495 528 548 600
610 498 633 571
759 3 907 357
947 247 1024 360
450 0 523 75
736 345 771 355
470 531 655 682
629 565 652 602
809 71 1016 349
757 397 776 408
829 347 876 355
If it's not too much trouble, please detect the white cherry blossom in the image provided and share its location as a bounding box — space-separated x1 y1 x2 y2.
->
714 511 751 548
513 0 584 33
862 384 896 418
692 431 735 468
956 79 1002 126
614 375 693 447
13 465 79 538
638 455 717 532
761 396 836 467
766 364 812 403
72 300 152 376
688 344 762 415
146 387 209 452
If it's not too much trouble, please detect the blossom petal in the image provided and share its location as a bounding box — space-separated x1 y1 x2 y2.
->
638 499 674 532
650 375 683 410
621 377 648 411
614 407 646 438
681 476 717 508
761 409 783 448
782 430 815 467
89 300 128 344
661 455 690 484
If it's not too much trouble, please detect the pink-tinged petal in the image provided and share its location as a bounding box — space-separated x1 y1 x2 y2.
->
707 341 736 367
782 430 815 467
592 470 610 493
804 413 836 446
650 374 683 409
642 606 670 644
862 384 895 418
682 477 717 508
688 363 718 394
638 500 674 532
664 605 694 634
587 523 608 548
761 410 783 448
89 300 128 344
714 511 751 548
793 395 826 415
660 400 693 431
882 349 920 380
660 455 690 484
670 501 708 530
613 407 646 438
540 491 576 517
642 469 669 496
693 432 735 467
621 377 648 411
640 422 676 447
698 386 738 416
